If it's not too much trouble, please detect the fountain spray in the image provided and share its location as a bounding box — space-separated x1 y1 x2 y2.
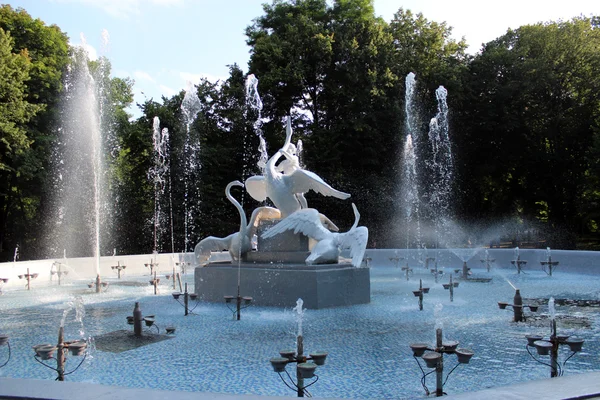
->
180 83 202 252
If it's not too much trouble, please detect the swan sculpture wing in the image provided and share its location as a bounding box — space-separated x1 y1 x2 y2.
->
339 226 369 268
261 208 331 242
194 234 236 266
285 169 351 200
244 175 268 202
318 213 339 232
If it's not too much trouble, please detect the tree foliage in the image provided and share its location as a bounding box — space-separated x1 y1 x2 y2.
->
2 2 600 260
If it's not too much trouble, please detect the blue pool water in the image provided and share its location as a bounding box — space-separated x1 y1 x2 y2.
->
1 261 599 399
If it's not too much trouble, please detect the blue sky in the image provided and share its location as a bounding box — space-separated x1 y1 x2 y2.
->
5 0 598 116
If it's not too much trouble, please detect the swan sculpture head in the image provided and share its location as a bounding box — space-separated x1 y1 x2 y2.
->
245 116 350 218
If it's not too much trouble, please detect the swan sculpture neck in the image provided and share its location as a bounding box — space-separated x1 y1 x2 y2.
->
225 180 246 236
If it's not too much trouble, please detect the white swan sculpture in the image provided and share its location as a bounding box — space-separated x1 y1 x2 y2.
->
261 203 368 267
245 117 350 218
194 180 281 265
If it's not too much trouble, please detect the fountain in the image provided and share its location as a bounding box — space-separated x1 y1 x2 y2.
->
148 117 171 253
388 249 403 268
1 59 600 398
269 299 327 397
409 305 474 397
480 249 496 272
110 261 126 279
17 268 38 290
540 247 560 276
442 274 459 302
32 297 89 381
43 34 120 292
1 248 600 398
180 83 203 253
412 279 430 310
525 297 584 377
400 73 422 255
426 86 453 250
498 287 539 322
194 116 370 309
400 254 414 281
144 254 159 276
50 261 69 285
171 283 199 316
245 74 269 172
450 247 492 283
511 246 528 274
429 259 444 283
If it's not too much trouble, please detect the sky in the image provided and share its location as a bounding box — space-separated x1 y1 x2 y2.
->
5 0 599 116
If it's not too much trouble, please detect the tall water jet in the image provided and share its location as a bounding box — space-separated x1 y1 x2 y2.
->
245 74 268 173
48 37 111 276
148 117 171 252
427 86 453 247
180 83 202 252
399 73 422 257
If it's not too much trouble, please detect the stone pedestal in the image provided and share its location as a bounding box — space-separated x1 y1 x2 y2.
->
195 219 370 309
194 261 370 309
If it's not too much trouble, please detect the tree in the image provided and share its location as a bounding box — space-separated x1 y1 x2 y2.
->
457 17 600 247
0 27 44 259
0 5 69 260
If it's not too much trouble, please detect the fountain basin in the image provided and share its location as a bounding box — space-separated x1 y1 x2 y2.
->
556 334 570 343
309 351 328 366
533 340 552 355
33 344 56 360
269 357 288 373
68 341 87 356
410 343 429 357
279 350 296 360
526 334 544 346
456 348 474 364
422 352 441 368
442 340 459 352
297 362 317 378
565 338 584 352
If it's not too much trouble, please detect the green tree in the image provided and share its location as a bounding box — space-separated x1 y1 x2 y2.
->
457 17 600 247
0 27 44 259
246 0 403 245
0 5 69 260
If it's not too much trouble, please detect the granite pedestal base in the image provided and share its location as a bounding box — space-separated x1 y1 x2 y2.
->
194 262 370 309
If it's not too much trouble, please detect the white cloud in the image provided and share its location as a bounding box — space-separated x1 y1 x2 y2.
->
159 84 177 97
178 71 227 86
53 0 185 19
133 70 155 83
